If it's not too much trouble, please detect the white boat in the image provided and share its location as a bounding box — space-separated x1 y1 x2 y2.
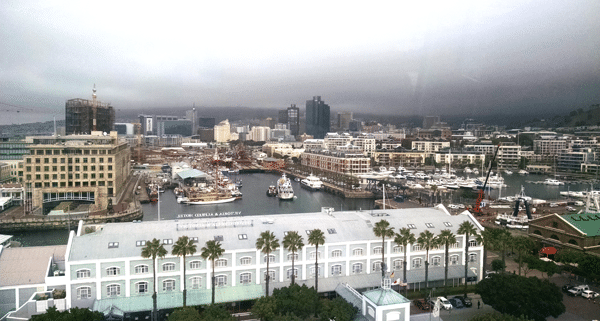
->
543 178 564 186
518 170 529 175
504 170 513 175
464 167 472 174
184 197 236 205
277 173 295 200
300 174 323 191
472 169 480 175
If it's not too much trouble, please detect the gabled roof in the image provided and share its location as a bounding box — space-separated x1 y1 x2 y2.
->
561 213 600 236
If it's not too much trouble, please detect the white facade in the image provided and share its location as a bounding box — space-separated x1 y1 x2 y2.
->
411 141 450 153
250 126 271 142
214 120 231 143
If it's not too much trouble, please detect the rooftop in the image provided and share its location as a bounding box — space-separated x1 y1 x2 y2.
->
0 245 67 286
562 213 600 236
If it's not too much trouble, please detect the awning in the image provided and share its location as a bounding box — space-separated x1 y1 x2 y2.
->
539 247 557 255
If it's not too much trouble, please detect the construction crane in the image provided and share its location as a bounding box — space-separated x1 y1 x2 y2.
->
472 143 501 215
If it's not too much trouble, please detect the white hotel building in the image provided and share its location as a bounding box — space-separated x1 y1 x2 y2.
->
0 206 484 320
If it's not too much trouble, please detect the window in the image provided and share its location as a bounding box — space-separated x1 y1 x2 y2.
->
287 268 298 279
264 270 276 281
238 234 248 240
444 222 453 227
407 224 416 229
352 248 363 256
134 265 148 274
76 269 91 279
412 244 421 251
108 242 119 249
450 242 460 249
331 249 342 257
240 257 252 265
163 279 175 292
190 276 202 289
431 256 441 267
263 254 276 263
76 286 91 299
215 259 227 267
136 282 148 294
287 253 298 261
425 223 434 228
190 260 201 269
469 240 477 247
393 259 404 270
372 261 382 272
469 253 477 263
373 246 383 254
214 235 223 241
393 245 403 253
450 255 459 265
331 264 342 275
552 222 559 228
310 266 321 276
190 237 198 243
163 263 175 271
352 263 363 274
106 267 120 276
163 239 173 245
107 284 120 297
412 258 422 268
136 240 146 247
208 274 225 288
327 228 337 234
310 251 321 259
240 272 252 284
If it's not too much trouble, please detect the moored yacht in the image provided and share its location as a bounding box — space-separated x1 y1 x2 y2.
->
300 174 323 191
277 173 295 200
543 178 564 186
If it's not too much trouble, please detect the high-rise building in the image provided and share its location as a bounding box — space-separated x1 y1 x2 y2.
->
65 87 114 135
305 96 330 139
214 119 231 143
198 117 216 129
138 115 178 136
287 104 300 137
186 107 198 134
337 112 353 131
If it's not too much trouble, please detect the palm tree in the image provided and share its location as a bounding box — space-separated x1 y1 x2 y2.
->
282 231 304 285
172 235 197 307
141 238 167 321
373 219 395 277
513 236 534 275
394 228 415 296
436 229 457 290
457 221 478 296
495 230 513 273
308 229 325 293
477 228 498 273
256 230 279 297
417 230 436 288
200 239 224 304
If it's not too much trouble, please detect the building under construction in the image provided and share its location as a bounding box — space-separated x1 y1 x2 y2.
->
65 87 115 135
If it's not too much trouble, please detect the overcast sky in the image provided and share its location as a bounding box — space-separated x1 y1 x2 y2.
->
1 1 599 124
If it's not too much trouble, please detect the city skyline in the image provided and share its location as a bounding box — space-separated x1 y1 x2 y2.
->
1 1 599 125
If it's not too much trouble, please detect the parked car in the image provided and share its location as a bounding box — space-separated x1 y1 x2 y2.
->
449 297 464 309
458 204 465 209
566 206 576 212
562 284 575 293
414 299 431 311
549 203 558 207
574 201 585 206
448 204 459 209
582 290 599 299
430 297 452 310
568 285 590 296
453 296 473 307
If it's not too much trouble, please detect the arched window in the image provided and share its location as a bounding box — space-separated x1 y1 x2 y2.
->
189 260 201 269
162 263 175 271
393 259 404 270
373 246 383 255
76 286 91 299
106 284 120 297
76 269 91 279
240 257 252 265
215 259 227 267
412 244 421 251
412 258 422 268
352 263 363 274
331 250 343 257
469 253 477 263
106 267 120 276
136 281 148 294
163 279 175 292
263 254 276 263
352 248 363 256
431 256 441 267
310 266 321 276
190 276 202 289
568 239 578 245
287 268 298 279
331 264 342 275
310 251 321 259
287 253 299 261
393 245 403 253
264 270 276 281
533 230 542 235
216 275 227 287
552 222 559 228
450 242 460 249
469 240 477 247
240 272 252 284
450 255 459 265
372 261 382 272
134 265 148 274
550 235 559 240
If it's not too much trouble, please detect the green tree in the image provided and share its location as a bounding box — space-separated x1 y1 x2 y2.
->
256 230 280 297
512 236 534 276
141 238 167 321
31 307 104 321
308 229 326 294
282 231 304 285
457 221 478 296
252 295 278 321
319 297 358 321
200 304 236 321
394 227 415 296
417 230 436 288
272 284 319 319
372 219 395 277
436 229 457 290
477 228 498 273
167 306 202 321
201 239 225 304
476 274 565 321
491 259 506 272
495 230 512 273
172 235 197 307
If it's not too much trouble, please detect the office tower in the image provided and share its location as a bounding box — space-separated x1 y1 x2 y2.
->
337 112 353 131
305 96 330 139
423 116 440 129
65 86 114 135
287 104 299 136
186 107 198 134
198 117 216 129
214 119 231 142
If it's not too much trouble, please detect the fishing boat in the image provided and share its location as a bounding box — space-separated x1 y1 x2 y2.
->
266 185 277 197
277 173 294 200
300 174 323 191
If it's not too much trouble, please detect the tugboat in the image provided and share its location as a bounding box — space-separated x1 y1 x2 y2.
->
266 185 277 197
277 173 294 200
